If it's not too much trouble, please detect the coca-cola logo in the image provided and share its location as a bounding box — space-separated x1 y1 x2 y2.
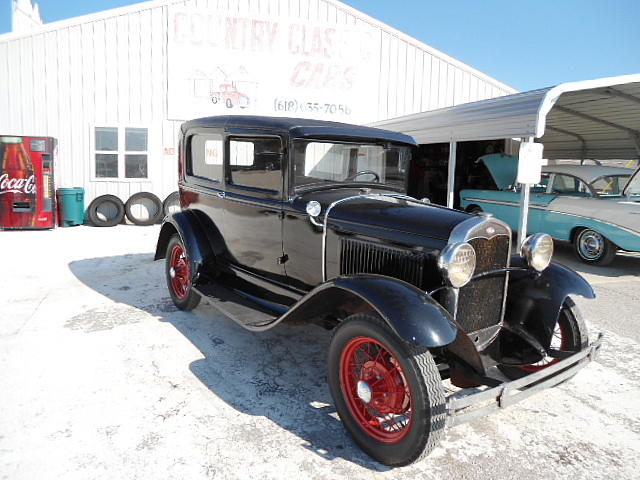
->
0 174 37 195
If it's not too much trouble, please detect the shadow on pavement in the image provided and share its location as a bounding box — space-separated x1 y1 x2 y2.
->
68 252 389 471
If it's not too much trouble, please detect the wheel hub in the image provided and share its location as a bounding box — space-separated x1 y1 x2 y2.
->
169 267 176 278
579 231 604 259
360 360 405 414
356 380 372 403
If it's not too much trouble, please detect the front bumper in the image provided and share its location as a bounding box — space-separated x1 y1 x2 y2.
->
446 332 603 426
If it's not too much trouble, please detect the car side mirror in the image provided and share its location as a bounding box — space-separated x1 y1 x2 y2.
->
306 201 324 228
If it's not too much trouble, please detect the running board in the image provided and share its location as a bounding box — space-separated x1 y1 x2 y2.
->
194 283 278 330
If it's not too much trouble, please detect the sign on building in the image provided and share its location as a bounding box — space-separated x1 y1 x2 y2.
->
167 7 381 123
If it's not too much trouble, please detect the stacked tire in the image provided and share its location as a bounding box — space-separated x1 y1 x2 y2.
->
87 195 126 227
87 191 176 227
125 192 163 226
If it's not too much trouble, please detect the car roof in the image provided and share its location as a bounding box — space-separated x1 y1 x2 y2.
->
181 115 418 146
542 164 634 184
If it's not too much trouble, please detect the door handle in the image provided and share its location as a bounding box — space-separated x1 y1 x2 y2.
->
217 191 226 199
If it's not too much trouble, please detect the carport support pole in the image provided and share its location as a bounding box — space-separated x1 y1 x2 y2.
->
517 136 535 249
517 183 531 249
447 141 457 208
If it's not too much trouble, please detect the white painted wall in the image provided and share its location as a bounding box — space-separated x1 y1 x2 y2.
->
0 0 516 206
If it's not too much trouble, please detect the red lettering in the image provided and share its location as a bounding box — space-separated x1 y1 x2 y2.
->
290 61 310 87
307 63 324 89
324 28 336 59
267 22 279 51
343 66 354 90
173 13 187 43
288 25 300 54
310 27 323 57
323 64 340 88
251 20 265 51
191 13 204 46
225 18 238 50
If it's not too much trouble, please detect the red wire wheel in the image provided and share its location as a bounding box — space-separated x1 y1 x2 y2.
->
328 314 446 466
339 336 413 443
164 235 201 311
498 298 588 381
169 243 190 300
518 320 568 373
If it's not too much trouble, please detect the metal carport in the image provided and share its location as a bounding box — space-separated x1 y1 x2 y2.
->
372 74 640 247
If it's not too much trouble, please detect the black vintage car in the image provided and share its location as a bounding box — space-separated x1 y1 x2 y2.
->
155 115 602 466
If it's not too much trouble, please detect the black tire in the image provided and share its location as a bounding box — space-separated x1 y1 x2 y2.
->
327 313 446 466
162 191 181 217
573 228 617 265
498 297 588 381
87 194 125 227
225 98 233 108
211 96 218 104
165 234 201 311
125 192 163 226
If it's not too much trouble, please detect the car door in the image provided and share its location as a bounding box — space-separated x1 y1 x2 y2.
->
527 172 555 233
536 173 591 239
182 128 226 232
222 132 287 285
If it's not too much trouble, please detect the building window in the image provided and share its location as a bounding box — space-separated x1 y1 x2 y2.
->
94 126 148 179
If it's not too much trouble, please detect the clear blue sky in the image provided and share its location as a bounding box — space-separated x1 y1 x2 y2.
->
1 0 639 91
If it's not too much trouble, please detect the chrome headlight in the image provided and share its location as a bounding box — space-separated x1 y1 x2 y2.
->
438 242 476 288
521 233 554 272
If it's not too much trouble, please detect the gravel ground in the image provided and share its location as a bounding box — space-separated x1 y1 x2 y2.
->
0 225 639 479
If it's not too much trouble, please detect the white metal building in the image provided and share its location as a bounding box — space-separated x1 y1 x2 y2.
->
0 0 516 206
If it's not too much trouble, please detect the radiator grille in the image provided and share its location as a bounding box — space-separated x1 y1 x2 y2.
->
456 235 510 333
340 238 425 288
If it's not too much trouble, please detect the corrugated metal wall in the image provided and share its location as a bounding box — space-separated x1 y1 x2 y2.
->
0 0 515 205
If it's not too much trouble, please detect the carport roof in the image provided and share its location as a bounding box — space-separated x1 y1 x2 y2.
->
372 74 640 160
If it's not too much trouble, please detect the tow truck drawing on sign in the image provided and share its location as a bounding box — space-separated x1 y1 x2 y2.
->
211 83 250 109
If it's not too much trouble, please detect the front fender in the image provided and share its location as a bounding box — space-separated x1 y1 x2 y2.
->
280 274 458 348
505 256 595 349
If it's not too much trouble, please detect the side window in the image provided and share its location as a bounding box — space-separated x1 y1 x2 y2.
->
189 133 223 182
531 173 551 193
552 174 589 195
229 137 282 192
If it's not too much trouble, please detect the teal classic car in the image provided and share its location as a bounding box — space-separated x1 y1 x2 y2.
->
460 154 640 265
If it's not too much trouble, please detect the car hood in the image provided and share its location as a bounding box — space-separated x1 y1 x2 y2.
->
477 154 518 190
293 188 471 243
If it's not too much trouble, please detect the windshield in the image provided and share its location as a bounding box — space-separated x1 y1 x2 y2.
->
624 169 640 197
292 140 410 191
589 175 632 197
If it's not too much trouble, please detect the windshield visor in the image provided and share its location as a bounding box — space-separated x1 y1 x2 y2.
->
293 140 410 191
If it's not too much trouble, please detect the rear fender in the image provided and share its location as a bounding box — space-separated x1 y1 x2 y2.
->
155 210 224 285
281 274 458 348
504 256 595 349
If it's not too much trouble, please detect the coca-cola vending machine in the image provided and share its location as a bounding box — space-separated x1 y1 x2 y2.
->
0 136 56 229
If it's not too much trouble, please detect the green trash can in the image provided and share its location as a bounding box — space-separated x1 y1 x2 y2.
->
57 187 85 227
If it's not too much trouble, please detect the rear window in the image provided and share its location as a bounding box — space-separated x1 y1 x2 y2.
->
189 133 223 182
